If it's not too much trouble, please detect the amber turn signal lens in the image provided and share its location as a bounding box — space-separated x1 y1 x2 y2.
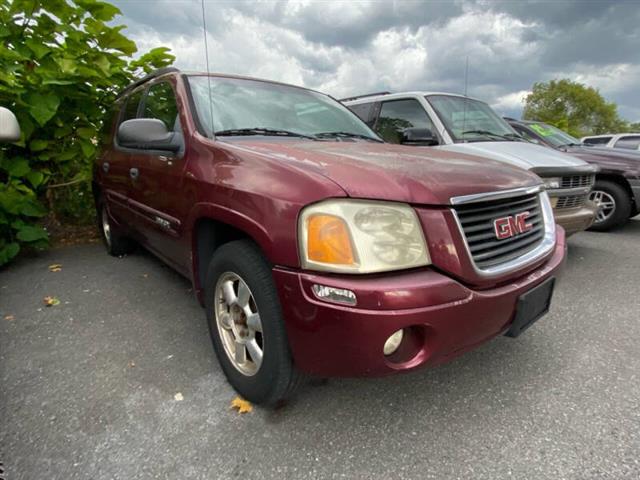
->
307 214 355 265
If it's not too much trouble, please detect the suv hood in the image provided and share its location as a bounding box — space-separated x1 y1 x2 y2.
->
434 141 588 170
223 139 542 205
562 145 640 175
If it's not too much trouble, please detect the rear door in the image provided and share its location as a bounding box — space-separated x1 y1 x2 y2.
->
127 79 189 271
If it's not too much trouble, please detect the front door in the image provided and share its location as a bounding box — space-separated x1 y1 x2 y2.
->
127 80 190 272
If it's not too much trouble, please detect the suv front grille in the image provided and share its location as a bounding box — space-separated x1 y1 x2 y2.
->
556 195 586 209
560 174 594 189
454 193 545 270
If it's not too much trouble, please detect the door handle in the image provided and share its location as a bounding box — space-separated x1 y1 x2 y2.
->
129 167 139 180
102 162 109 173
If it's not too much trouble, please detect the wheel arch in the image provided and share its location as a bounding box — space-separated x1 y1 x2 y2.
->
188 204 277 304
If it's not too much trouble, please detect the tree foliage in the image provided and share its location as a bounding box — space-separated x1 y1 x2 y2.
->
0 0 174 265
522 79 628 138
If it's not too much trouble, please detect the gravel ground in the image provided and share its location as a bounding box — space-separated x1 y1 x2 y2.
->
1 219 639 480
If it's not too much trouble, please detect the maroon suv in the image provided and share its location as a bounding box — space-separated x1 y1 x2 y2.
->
94 68 566 404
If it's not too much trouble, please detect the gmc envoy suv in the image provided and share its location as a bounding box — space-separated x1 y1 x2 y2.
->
344 91 598 236
94 69 565 404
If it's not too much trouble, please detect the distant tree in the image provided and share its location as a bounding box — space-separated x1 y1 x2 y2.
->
523 79 626 138
0 0 174 265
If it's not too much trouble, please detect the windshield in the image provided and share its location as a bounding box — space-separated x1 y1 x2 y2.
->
188 75 380 140
427 95 518 143
526 122 581 147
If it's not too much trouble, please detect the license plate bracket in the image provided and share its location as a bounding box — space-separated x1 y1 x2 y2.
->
506 277 555 338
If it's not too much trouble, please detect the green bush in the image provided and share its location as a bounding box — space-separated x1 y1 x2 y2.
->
0 0 174 265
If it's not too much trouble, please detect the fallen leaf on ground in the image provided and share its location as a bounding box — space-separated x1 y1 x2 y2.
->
174 392 184 401
128 361 136 368
48 264 62 272
4 315 15 321
231 396 253 414
43 296 60 307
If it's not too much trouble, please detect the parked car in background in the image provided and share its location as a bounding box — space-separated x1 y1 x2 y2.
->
581 133 640 151
94 68 565 404
0 107 21 142
343 92 598 236
507 118 640 230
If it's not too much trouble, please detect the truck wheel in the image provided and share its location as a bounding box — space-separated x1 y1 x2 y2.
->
204 240 300 405
588 180 632 231
97 200 136 256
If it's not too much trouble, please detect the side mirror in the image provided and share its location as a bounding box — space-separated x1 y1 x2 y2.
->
117 118 181 153
0 107 21 143
401 127 438 146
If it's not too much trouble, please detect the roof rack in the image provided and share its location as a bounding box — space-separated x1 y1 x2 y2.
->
117 67 181 98
339 91 391 102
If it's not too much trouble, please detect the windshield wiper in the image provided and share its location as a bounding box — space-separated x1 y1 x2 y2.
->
214 128 317 140
556 142 582 148
461 130 523 142
314 131 382 142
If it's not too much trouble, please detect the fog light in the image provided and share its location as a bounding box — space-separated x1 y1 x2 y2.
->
312 284 357 306
383 329 404 356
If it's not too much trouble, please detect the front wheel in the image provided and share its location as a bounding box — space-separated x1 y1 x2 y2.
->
204 240 300 405
588 180 632 231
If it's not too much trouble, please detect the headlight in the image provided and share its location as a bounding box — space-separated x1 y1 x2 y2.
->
542 177 562 189
299 199 430 274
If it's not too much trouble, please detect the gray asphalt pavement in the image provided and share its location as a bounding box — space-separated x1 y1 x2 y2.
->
1 219 639 480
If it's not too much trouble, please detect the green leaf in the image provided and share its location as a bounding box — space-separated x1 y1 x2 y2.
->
25 92 61 126
16 225 49 243
25 38 50 59
0 243 20 265
30 139 49 151
1 157 31 177
77 127 96 140
20 200 47 218
26 171 45 188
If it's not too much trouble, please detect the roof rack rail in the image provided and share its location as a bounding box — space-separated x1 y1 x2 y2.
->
117 67 181 98
339 91 391 102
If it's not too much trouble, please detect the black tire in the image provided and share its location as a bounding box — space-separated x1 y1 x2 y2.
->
588 180 632 231
96 199 136 256
204 240 300 405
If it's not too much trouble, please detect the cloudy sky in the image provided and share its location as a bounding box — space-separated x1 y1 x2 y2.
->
110 0 640 121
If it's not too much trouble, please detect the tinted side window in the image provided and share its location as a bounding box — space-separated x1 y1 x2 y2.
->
348 102 374 126
613 135 640 150
376 99 435 144
144 82 179 131
122 89 144 122
583 137 611 145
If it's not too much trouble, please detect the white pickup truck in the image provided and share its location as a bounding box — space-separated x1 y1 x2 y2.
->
344 92 598 235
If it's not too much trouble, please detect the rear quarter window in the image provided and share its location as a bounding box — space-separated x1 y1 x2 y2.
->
613 135 640 150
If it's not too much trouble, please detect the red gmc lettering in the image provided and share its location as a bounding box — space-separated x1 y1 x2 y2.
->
494 212 532 239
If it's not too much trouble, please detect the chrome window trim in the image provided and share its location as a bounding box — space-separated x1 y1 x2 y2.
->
450 184 543 205
450 189 556 279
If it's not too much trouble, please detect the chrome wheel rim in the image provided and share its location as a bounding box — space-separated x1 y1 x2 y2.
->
589 190 616 224
214 272 263 376
101 206 112 247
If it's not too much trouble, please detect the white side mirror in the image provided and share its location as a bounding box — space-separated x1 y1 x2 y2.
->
0 107 21 142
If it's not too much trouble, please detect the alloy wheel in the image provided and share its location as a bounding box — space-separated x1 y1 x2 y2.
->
101 206 112 248
589 190 616 224
214 272 264 376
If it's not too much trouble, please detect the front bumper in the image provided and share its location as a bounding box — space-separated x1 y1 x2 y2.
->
552 201 597 236
273 228 566 377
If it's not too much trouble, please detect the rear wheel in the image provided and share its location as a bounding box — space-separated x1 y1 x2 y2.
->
97 200 135 256
588 180 631 231
204 240 300 405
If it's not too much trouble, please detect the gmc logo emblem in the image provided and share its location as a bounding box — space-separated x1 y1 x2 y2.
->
493 212 533 240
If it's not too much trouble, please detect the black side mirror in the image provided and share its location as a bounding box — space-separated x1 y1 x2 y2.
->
401 127 438 146
117 118 182 153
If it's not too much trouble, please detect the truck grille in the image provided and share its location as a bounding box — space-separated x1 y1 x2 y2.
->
454 193 545 270
560 174 594 188
556 195 586 209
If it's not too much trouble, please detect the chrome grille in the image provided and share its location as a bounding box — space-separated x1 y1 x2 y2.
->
560 174 594 189
454 193 545 270
556 195 586 209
